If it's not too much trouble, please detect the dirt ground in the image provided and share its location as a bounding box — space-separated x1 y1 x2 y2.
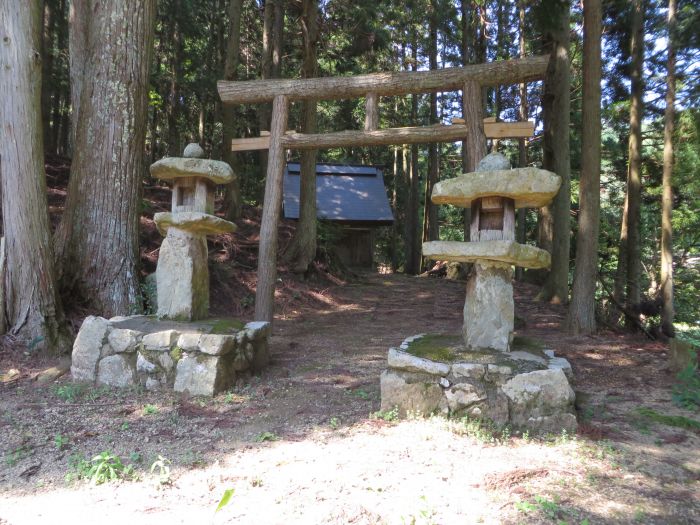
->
1 272 698 524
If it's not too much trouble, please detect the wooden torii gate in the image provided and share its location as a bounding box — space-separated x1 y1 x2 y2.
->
217 55 549 324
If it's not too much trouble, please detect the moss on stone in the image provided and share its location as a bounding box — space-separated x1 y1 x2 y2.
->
206 318 245 334
170 346 183 363
405 334 461 362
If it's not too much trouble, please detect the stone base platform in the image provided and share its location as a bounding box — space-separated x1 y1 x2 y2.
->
380 334 577 434
71 315 270 396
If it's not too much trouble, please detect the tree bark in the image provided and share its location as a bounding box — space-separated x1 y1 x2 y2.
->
0 0 70 353
222 0 243 220
422 0 440 252
166 1 184 156
567 0 601 335
284 0 319 274
254 95 289 323
68 0 89 153
537 0 571 304
56 0 155 317
515 0 528 282
624 0 645 320
41 0 55 154
660 0 676 337
257 0 275 185
404 38 421 275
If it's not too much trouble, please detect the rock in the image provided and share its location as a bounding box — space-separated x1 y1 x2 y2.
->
502 369 576 432
250 339 270 371
379 370 448 417
548 357 573 379
173 354 232 396
463 263 514 352
198 334 236 355
150 157 235 184
71 316 111 382
137 353 157 374
439 377 450 388
509 351 547 365
97 355 136 388
156 228 209 321
525 413 578 434
387 347 451 376
422 240 551 269
183 143 204 158
142 330 179 351
108 329 140 353
477 152 511 171
145 377 162 391
244 321 271 340
177 332 200 351
445 382 487 412
543 349 555 358
431 166 561 210
154 212 236 237
452 363 486 380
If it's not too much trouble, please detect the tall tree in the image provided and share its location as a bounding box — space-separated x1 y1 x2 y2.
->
567 0 601 334
615 0 645 319
222 0 244 220
0 0 69 353
515 0 528 282
405 34 422 275
422 0 440 252
284 0 320 273
55 0 156 317
537 0 571 304
660 0 677 337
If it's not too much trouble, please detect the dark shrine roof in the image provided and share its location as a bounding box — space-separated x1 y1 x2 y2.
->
283 163 394 225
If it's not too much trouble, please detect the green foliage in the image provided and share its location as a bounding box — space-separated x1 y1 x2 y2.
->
54 433 69 450
142 404 159 415
370 407 399 422
329 416 340 430
254 432 279 443
216 488 235 513
452 416 512 445
70 451 138 485
633 407 700 430
4 444 33 467
53 384 84 402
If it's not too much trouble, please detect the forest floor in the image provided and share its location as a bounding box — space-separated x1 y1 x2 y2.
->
1 272 699 525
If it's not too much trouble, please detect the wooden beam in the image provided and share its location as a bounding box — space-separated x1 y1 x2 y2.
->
281 124 471 150
218 55 549 104
452 118 535 139
254 95 289 324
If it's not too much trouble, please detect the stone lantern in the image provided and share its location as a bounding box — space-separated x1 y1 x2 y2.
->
150 144 237 321
423 153 561 351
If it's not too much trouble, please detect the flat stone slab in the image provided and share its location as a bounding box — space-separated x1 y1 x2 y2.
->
150 157 235 184
431 167 561 209
70 315 270 396
422 240 551 269
154 211 236 237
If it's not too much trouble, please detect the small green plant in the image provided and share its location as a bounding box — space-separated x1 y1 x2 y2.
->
120 421 130 431
352 388 371 400
329 417 340 430
182 449 206 468
65 453 91 482
54 433 69 450
215 488 235 512
143 404 159 415
4 444 32 467
87 451 134 485
53 384 84 402
150 455 171 485
255 431 279 443
515 495 562 520
130 451 143 464
371 406 399 422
